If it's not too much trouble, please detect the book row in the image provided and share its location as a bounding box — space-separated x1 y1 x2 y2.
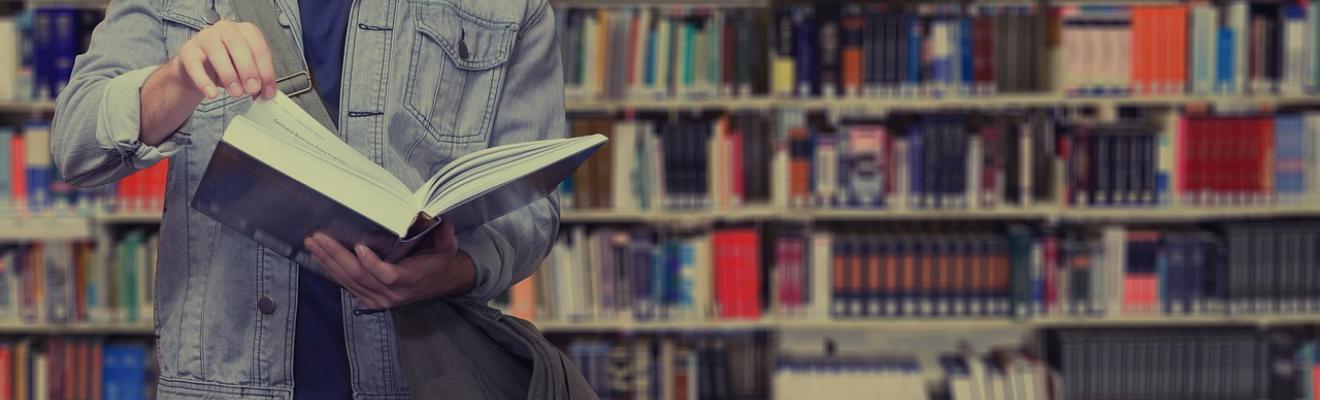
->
0 337 154 400
1047 328 1316 400
0 231 157 325
0 125 169 214
565 110 1320 212
554 327 1318 400
0 8 102 102
509 221 1320 323
557 1 1320 101
775 349 1053 400
558 7 767 101
562 333 768 400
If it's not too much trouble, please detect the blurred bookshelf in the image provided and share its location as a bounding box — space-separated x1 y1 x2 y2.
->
4 0 1320 398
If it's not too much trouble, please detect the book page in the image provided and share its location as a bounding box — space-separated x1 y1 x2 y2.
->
421 134 607 218
243 93 411 199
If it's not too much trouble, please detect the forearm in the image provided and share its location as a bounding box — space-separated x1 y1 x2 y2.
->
139 59 205 146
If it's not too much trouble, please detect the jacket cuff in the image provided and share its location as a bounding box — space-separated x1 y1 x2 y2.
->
97 66 180 169
456 225 511 302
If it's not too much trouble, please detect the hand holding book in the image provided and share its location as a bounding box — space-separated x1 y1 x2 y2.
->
192 92 607 262
305 220 476 309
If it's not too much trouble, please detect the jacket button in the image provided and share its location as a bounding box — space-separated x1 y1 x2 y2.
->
258 296 276 314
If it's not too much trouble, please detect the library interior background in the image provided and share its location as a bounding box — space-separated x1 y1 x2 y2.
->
9 0 1320 398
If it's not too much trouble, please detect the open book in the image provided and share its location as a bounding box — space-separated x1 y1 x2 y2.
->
192 93 606 261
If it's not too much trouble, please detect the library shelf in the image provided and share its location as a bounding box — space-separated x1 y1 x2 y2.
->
559 94 1320 113
0 321 154 335
0 100 55 115
0 213 93 241
529 314 1320 333
7 94 1320 115
5 204 1320 233
95 210 165 224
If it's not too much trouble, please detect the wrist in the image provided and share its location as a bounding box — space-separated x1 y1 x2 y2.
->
444 250 477 298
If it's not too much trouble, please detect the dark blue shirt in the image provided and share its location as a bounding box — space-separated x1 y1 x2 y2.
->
294 1 353 399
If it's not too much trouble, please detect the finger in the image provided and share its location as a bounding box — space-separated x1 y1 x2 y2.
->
197 29 243 97
233 22 278 98
314 234 394 297
432 220 458 255
307 236 386 308
354 244 401 287
217 24 262 96
178 44 220 99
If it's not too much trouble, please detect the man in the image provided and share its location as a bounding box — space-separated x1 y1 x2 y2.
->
51 0 564 398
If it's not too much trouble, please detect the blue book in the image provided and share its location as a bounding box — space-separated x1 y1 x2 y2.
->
908 127 924 207
677 241 694 312
0 128 11 209
1275 115 1307 199
103 345 146 400
792 7 816 96
1216 27 1236 93
23 123 51 212
906 16 921 86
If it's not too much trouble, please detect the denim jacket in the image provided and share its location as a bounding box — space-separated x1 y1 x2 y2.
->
50 0 565 397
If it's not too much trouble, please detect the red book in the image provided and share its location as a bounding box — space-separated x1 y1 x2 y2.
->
1043 236 1058 313
840 10 864 95
9 135 24 210
0 345 10 400
49 338 64 400
973 15 995 90
1256 117 1275 198
789 126 812 206
716 228 760 319
729 127 745 206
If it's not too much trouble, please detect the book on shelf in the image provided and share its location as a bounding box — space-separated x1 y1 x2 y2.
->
562 108 1320 214
1049 328 1275 400
0 337 153 400
0 230 156 326
520 219 1320 324
564 334 767 400
0 7 101 102
0 121 157 215
190 92 606 261
558 6 768 101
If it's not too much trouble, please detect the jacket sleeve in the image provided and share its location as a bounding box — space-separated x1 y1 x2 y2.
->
51 0 177 188
458 0 565 301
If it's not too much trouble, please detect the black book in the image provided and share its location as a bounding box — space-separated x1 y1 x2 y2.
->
816 5 842 97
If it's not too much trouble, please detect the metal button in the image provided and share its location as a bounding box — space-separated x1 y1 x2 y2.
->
258 296 276 314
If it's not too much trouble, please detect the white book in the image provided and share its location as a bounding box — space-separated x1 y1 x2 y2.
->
692 233 712 319
1229 1 1249 94
708 119 725 209
1102 226 1126 317
1307 114 1320 201
654 17 672 97
1284 8 1308 95
630 9 652 98
810 232 832 320
0 18 17 101
613 121 639 212
193 92 604 261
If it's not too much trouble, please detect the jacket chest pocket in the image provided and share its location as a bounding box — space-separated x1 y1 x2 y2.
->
405 0 518 146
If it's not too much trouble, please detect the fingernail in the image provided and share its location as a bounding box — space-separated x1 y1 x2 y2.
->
204 84 218 99
245 78 260 94
354 244 368 256
228 82 243 97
